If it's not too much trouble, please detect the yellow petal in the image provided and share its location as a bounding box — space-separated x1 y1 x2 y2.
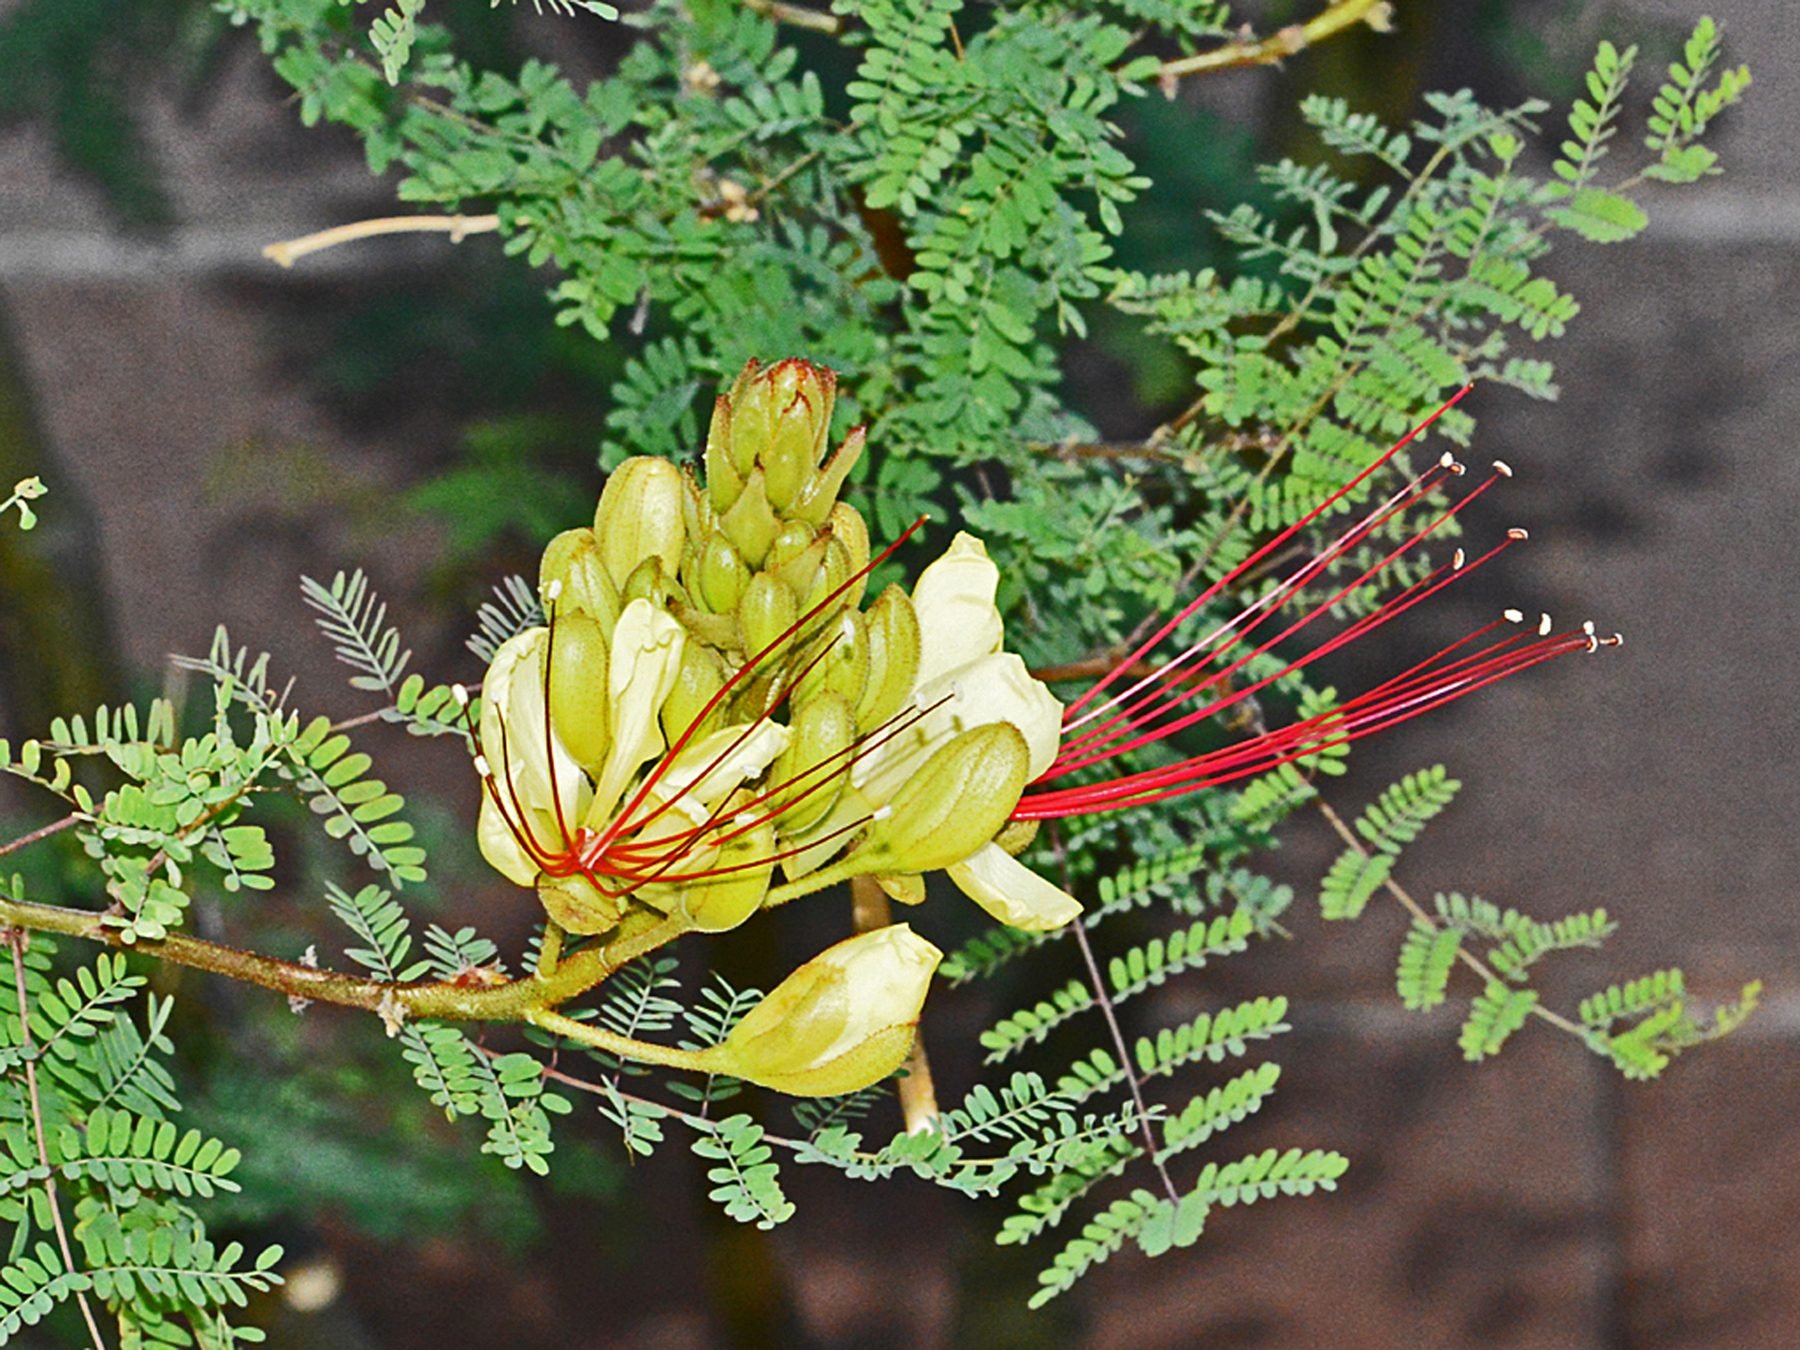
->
589 599 686 822
946 842 1082 932
909 532 1004 686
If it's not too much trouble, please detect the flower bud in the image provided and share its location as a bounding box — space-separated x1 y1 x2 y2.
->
826 502 871 608
855 585 921 731
704 395 745 514
728 359 835 511
546 612 610 772
769 691 855 834
702 925 941 1097
719 467 780 568
796 609 869 708
790 424 866 527
694 533 749 614
768 520 826 601
859 721 1030 874
659 641 728 745
541 528 621 634
677 810 777 933
595 457 687 589
738 572 797 661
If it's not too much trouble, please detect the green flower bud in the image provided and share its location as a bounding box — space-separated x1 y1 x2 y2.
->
677 808 776 934
855 584 921 731
546 612 610 772
769 691 855 834
719 467 780 568
790 424 866 527
858 722 1030 874
768 520 827 601
622 555 669 607
595 457 687 589
796 609 870 709
727 359 836 509
694 533 749 614
659 641 728 746
704 395 745 515
826 502 872 609
701 925 941 1097
799 534 852 617
540 528 621 634
738 572 797 661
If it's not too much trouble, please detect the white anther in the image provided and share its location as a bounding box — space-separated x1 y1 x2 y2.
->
1538 613 1553 637
1451 548 1466 571
473 755 491 776
733 812 757 827
451 683 470 705
1439 451 1456 469
1507 527 1529 541
1582 619 1596 636
1585 635 1600 653
950 681 965 701
1492 459 1513 478
546 578 563 602
1503 608 1525 624
1608 632 1625 647
871 805 894 822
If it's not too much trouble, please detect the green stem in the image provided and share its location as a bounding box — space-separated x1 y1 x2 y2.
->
764 857 865 909
527 1006 721 1074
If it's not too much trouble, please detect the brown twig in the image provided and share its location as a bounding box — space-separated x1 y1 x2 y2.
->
1155 0 1394 87
850 874 939 1133
263 213 501 269
8 931 106 1349
742 0 841 34
0 812 80 859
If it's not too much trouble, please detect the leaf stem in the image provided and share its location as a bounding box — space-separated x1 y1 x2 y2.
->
7 931 106 1350
0 812 81 859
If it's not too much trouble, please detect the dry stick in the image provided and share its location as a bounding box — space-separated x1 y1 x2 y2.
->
1312 798 1590 1038
849 874 939 1133
7 932 106 1350
0 812 80 859
743 0 840 34
1156 0 1394 85
263 214 501 269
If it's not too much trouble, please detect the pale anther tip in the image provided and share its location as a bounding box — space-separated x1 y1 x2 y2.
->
473 755 491 776
733 812 757 827
1451 548 1466 571
1507 527 1529 541
1585 636 1600 653
1582 619 1596 636
1439 450 1456 469
1609 632 1625 647
451 683 470 704
1493 459 1513 478
871 805 894 822
546 578 563 601
1503 608 1525 623
1538 613 1553 637
950 681 965 701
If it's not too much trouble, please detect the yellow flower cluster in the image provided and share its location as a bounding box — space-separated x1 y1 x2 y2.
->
470 359 1079 1095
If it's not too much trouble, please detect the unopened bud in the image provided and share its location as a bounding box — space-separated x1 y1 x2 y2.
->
693 533 750 614
547 613 611 772
738 572 798 661
791 425 866 527
700 926 942 1096
769 692 856 833
859 722 1030 874
595 457 688 589
719 467 781 568
856 585 922 731
541 528 621 633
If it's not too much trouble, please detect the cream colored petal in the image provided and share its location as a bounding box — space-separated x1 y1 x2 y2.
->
477 628 589 877
910 532 1004 686
648 720 790 811
477 792 544 888
947 842 1082 931
854 652 1063 804
589 598 686 822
